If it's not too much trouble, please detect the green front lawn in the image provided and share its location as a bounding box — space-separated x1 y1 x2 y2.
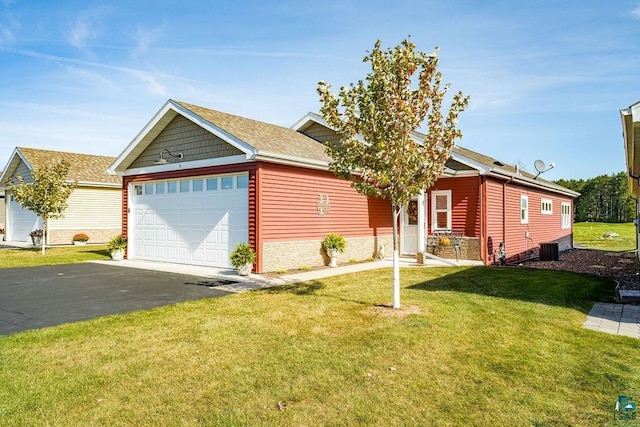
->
0 245 110 269
0 266 636 426
574 222 635 252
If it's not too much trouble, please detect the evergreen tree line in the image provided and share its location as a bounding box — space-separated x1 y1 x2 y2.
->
555 172 636 223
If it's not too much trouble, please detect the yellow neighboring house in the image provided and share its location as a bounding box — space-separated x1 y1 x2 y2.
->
0 185 5 236
0 147 122 245
621 102 640 256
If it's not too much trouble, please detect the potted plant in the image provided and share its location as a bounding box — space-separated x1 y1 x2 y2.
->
72 233 89 246
230 242 256 276
30 229 43 246
321 233 347 267
107 234 127 260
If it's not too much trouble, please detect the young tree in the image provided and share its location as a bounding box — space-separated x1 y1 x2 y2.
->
317 38 469 308
7 160 76 254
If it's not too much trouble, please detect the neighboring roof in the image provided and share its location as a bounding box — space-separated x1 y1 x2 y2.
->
621 101 640 197
0 147 121 188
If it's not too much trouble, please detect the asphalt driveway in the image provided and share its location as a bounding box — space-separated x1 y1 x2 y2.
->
0 263 236 335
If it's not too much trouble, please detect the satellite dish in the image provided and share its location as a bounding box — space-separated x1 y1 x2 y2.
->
533 159 555 179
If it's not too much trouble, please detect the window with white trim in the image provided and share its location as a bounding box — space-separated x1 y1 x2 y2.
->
561 202 571 229
520 195 528 224
431 190 452 231
541 199 552 215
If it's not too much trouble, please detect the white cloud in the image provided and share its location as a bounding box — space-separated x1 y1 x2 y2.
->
133 25 166 57
131 70 167 97
632 4 640 19
67 6 109 51
64 66 115 89
0 25 13 44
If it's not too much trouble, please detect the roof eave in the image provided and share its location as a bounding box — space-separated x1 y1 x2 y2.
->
109 100 259 175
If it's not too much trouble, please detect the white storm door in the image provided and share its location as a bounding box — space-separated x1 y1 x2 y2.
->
401 199 419 254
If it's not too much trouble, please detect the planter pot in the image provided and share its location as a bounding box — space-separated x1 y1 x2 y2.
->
110 249 125 261
31 237 42 247
237 263 253 276
327 249 339 267
73 241 87 246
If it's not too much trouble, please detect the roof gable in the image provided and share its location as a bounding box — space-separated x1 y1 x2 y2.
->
109 100 330 174
0 147 120 188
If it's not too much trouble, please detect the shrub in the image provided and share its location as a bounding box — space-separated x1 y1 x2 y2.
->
230 243 256 269
73 233 89 242
321 233 347 253
107 234 127 252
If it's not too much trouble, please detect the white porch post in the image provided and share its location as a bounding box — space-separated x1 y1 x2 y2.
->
417 190 426 253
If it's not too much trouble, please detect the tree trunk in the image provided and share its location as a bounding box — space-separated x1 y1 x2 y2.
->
392 204 401 309
41 215 47 255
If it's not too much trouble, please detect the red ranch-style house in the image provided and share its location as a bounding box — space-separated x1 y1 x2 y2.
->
108 100 578 273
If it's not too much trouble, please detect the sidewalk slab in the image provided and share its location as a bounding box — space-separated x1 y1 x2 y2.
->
584 303 640 339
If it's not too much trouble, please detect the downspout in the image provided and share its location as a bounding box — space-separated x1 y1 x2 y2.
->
480 176 486 264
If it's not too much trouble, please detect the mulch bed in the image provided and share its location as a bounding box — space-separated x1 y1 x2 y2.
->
522 248 640 294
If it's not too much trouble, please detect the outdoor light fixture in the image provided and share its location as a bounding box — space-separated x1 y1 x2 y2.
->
154 148 183 165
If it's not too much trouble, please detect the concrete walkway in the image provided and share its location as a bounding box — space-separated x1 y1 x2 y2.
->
583 303 640 339
90 256 483 292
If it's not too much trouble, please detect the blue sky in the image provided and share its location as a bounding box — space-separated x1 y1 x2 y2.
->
0 1 639 180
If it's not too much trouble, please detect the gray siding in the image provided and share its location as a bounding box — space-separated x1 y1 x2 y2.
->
130 115 244 168
301 122 342 145
14 161 33 183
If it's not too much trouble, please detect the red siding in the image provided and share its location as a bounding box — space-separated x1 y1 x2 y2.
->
485 176 573 264
485 178 505 263
427 176 481 237
258 162 393 242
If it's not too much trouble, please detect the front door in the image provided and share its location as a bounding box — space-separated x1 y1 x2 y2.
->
401 200 419 254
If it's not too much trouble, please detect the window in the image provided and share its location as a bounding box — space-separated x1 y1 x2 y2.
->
180 181 190 192
193 179 203 192
520 195 528 224
156 182 165 194
144 183 154 195
431 190 452 231
207 178 218 191
541 199 552 215
221 176 234 190
167 182 177 193
561 202 571 229
134 185 143 196
237 175 249 189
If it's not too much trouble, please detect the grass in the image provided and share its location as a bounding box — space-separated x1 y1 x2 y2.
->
0 245 110 269
1 265 637 426
574 222 635 252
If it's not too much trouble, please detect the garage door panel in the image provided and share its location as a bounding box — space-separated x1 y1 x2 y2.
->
8 196 41 243
130 174 248 268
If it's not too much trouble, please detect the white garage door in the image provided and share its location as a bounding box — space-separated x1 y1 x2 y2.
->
130 173 249 268
7 195 40 243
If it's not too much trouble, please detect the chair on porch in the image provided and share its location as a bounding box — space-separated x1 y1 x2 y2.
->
449 230 464 261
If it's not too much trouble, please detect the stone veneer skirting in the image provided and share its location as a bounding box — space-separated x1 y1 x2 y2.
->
49 229 121 245
425 237 481 261
262 236 394 273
